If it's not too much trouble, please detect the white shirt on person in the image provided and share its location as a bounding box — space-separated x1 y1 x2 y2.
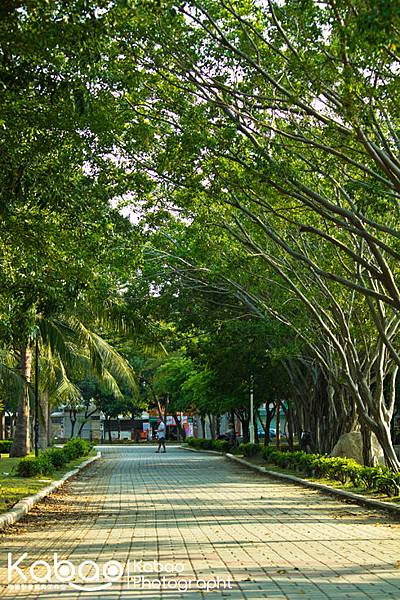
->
157 422 166 439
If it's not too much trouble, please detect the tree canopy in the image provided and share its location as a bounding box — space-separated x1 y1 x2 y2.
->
2 0 400 468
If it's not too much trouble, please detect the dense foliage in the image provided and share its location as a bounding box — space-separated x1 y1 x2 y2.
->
1 1 400 470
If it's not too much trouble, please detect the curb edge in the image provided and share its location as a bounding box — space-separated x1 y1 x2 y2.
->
225 453 400 515
0 451 101 531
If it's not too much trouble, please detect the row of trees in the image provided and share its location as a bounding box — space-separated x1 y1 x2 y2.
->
113 0 400 468
2 1 400 469
0 1 145 455
143 320 293 446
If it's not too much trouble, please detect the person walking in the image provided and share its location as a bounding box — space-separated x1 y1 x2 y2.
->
155 419 166 453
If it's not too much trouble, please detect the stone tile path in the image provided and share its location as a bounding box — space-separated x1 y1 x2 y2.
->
0 445 400 599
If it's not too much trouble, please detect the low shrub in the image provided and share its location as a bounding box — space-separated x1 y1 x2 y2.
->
284 451 307 471
261 445 275 460
0 440 13 453
16 438 93 478
310 456 361 484
63 438 91 460
37 452 55 476
373 473 400 497
17 453 55 478
261 446 400 496
239 442 262 458
16 456 41 477
358 466 387 489
186 437 233 452
44 447 68 469
213 439 231 453
187 437 211 450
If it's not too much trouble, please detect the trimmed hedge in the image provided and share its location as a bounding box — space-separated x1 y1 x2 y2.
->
260 445 400 497
187 437 400 497
16 438 93 478
0 440 13 453
238 442 261 458
186 437 233 452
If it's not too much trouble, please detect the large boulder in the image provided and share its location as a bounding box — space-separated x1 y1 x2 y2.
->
331 431 385 465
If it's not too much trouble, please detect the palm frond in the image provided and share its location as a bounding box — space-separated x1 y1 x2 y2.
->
39 318 75 362
0 362 26 399
70 319 138 396
38 345 59 396
51 360 82 406
99 368 125 400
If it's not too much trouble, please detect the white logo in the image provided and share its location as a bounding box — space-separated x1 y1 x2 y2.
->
8 553 126 592
7 553 232 593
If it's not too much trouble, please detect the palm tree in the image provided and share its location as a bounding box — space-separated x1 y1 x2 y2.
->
37 346 81 449
0 347 31 452
38 323 138 448
8 314 138 457
0 351 24 440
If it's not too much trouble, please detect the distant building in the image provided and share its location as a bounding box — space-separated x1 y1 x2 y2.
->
50 407 102 441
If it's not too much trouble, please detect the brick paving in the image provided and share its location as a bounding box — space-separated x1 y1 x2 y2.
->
0 445 400 599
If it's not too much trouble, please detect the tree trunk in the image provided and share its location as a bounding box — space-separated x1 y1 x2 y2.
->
131 411 135 440
70 409 77 439
173 412 186 441
11 414 16 438
207 414 215 439
47 401 52 446
215 414 221 438
157 395 169 423
356 370 400 470
276 400 281 449
286 401 294 451
0 409 4 440
107 417 112 442
240 416 250 442
200 415 206 438
10 343 32 457
38 389 49 450
77 408 97 438
230 410 237 443
376 421 400 472
265 405 276 446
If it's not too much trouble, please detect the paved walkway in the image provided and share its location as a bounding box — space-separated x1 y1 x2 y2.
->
1 446 400 599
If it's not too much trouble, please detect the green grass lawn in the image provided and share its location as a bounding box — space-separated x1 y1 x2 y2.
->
0 452 96 515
